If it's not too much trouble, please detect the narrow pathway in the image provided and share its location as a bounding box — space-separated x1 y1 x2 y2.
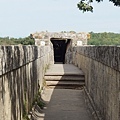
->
41 88 94 120
31 64 95 120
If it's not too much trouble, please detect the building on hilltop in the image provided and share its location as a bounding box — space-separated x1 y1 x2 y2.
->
31 31 90 64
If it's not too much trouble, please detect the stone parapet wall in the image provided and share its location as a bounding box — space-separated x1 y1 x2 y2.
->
72 46 120 120
0 45 54 120
74 46 120 71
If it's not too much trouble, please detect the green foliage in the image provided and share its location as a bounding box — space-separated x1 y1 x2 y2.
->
88 32 120 45
32 93 46 109
77 1 93 12
18 37 35 45
77 0 120 12
0 36 35 45
23 100 29 120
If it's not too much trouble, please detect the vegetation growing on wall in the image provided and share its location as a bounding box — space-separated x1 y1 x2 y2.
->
88 32 120 45
0 36 34 45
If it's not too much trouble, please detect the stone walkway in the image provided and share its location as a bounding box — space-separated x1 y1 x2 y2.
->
45 64 84 76
31 64 95 120
40 88 94 120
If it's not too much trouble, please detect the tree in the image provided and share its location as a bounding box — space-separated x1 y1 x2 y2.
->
0 36 34 45
77 0 120 12
88 32 120 45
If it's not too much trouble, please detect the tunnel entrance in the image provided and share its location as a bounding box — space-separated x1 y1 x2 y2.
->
51 38 71 64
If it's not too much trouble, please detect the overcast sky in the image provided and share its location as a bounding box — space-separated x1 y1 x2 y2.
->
0 0 120 38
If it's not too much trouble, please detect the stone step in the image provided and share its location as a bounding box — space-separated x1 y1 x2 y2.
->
44 64 85 89
45 72 84 76
44 75 85 81
46 85 83 89
46 80 85 86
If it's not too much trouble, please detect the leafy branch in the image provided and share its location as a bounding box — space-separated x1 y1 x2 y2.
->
77 0 120 12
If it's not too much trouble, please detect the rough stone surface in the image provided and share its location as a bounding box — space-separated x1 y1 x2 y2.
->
65 40 73 64
0 45 54 120
74 46 120 71
32 31 90 46
72 46 120 120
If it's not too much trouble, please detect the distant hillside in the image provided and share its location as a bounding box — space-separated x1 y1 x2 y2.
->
88 32 120 45
1 32 120 46
0 36 34 45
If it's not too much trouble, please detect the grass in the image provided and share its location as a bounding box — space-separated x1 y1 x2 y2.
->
32 90 46 109
23 100 29 120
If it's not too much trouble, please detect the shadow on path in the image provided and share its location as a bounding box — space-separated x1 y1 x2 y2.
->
41 88 94 120
31 64 95 120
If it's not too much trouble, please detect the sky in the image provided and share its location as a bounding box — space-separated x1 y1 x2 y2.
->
0 0 120 38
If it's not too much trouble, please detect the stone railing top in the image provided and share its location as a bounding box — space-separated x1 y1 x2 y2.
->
74 46 120 71
31 31 90 41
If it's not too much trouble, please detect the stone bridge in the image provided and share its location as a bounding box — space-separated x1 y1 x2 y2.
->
0 43 120 120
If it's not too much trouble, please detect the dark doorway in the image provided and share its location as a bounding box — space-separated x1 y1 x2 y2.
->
51 38 70 64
